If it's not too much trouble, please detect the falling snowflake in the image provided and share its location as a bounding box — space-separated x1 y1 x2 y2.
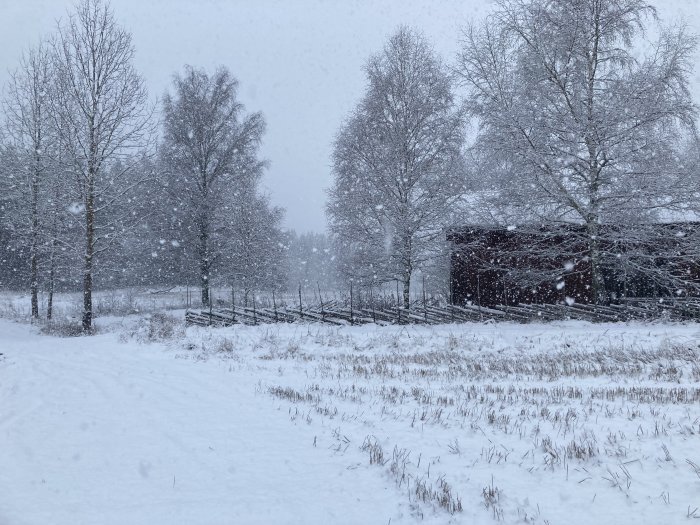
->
68 202 85 215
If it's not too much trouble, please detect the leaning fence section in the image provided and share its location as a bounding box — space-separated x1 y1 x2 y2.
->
185 297 700 327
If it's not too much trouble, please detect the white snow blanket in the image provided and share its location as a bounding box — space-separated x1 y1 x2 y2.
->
1 318 699 524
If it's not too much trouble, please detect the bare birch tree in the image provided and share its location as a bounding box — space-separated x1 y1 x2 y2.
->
457 0 698 303
160 66 266 307
3 42 54 319
328 27 466 308
52 0 152 330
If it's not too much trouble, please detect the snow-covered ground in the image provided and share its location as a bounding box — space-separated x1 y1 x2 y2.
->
1 316 699 524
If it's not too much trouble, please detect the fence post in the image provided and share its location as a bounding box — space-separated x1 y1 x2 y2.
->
449 276 454 322
231 285 236 323
273 289 278 322
350 281 354 326
252 293 257 325
298 282 303 317
477 273 483 321
318 282 325 322
396 279 401 325
209 290 213 327
423 275 428 323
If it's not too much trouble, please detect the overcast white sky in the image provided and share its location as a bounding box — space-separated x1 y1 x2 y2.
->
1 0 699 233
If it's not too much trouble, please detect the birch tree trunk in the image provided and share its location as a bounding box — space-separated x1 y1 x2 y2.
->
53 0 151 331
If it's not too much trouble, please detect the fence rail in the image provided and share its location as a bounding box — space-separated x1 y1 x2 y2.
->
185 297 700 327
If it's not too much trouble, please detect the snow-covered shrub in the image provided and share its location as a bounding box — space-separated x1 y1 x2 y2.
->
94 291 140 316
41 319 93 337
121 313 183 343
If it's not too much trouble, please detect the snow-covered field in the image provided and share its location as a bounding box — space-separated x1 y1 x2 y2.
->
1 314 699 524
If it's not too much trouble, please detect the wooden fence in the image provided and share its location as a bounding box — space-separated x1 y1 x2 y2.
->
185 297 700 327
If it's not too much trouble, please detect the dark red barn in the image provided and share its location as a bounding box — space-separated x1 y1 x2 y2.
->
447 223 700 307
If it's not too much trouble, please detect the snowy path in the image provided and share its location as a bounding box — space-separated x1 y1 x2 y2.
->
0 320 396 525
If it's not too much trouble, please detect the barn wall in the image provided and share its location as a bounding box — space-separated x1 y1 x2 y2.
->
448 224 700 307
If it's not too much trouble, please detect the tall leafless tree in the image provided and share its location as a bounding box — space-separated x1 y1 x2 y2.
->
160 66 266 307
3 42 54 319
52 0 152 330
457 0 698 303
328 27 467 308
